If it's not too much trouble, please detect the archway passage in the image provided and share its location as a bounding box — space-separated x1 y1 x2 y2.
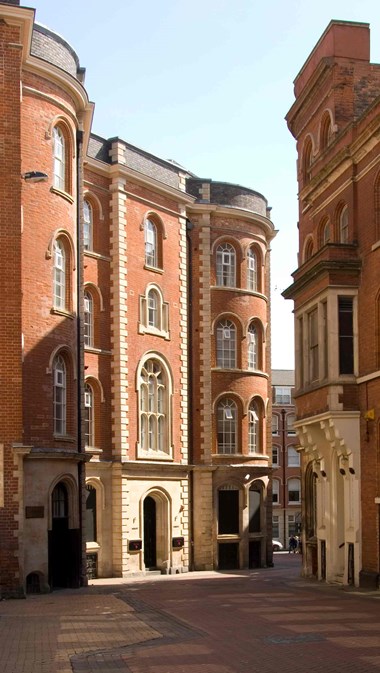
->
48 481 80 589
144 496 157 569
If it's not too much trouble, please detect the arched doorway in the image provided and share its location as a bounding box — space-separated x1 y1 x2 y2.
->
48 481 80 589
143 496 157 569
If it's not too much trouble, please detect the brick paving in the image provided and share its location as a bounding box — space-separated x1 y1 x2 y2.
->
0 554 379 672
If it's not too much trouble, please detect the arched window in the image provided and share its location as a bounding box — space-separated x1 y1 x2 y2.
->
148 288 159 328
272 446 279 467
217 398 237 454
322 219 331 245
320 112 333 151
85 484 97 542
248 399 262 454
140 359 169 454
216 242 236 287
83 200 93 251
288 446 300 467
247 323 258 370
247 246 257 291
272 479 280 504
53 239 66 310
52 482 68 518
216 319 236 368
53 354 66 435
288 478 301 503
84 291 93 347
53 126 66 191
139 285 169 337
304 237 314 262
302 138 312 184
145 218 157 267
339 206 349 243
84 383 94 447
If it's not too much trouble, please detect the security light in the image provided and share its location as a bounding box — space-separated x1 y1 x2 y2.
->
22 171 48 183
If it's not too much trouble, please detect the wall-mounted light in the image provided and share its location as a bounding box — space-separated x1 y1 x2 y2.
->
22 171 48 183
364 409 375 442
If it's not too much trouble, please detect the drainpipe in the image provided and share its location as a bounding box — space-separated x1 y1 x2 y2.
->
76 129 85 586
281 408 286 548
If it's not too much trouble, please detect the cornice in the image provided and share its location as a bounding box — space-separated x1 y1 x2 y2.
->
282 257 361 300
85 156 195 205
188 203 277 240
286 58 332 138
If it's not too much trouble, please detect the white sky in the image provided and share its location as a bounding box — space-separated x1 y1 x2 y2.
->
22 0 380 369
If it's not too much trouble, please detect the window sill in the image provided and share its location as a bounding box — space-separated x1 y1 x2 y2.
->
137 448 173 461
144 264 163 274
211 286 268 301
85 346 112 355
53 434 75 443
84 250 111 262
212 367 268 379
51 307 74 319
247 453 269 460
138 325 170 340
50 186 74 203
85 446 102 457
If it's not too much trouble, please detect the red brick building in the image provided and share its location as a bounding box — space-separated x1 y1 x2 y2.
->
0 0 276 594
284 20 380 588
271 370 301 549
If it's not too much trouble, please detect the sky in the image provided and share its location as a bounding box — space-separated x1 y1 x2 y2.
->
21 0 380 369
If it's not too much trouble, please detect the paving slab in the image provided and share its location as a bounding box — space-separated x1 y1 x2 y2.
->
0 554 379 673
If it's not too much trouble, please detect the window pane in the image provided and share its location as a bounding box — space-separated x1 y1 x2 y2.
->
85 485 97 542
274 386 292 405
84 384 93 447
272 415 279 435
53 127 65 191
217 399 237 454
247 248 257 291
287 414 296 436
288 447 300 467
140 359 167 453
272 480 280 504
248 324 257 370
338 297 354 374
53 240 66 310
216 243 236 287
288 479 300 503
216 320 236 368
145 220 157 267
272 447 279 466
248 401 260 453
84 292 93 347
308 308 319 382
53 355 66 435
83 201 93 250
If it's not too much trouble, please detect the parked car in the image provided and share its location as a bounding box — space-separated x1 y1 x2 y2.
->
272 540 284 552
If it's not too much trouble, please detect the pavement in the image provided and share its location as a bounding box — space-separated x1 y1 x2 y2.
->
1 553 380 673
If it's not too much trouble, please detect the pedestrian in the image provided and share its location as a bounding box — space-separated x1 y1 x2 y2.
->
288 535 297 553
